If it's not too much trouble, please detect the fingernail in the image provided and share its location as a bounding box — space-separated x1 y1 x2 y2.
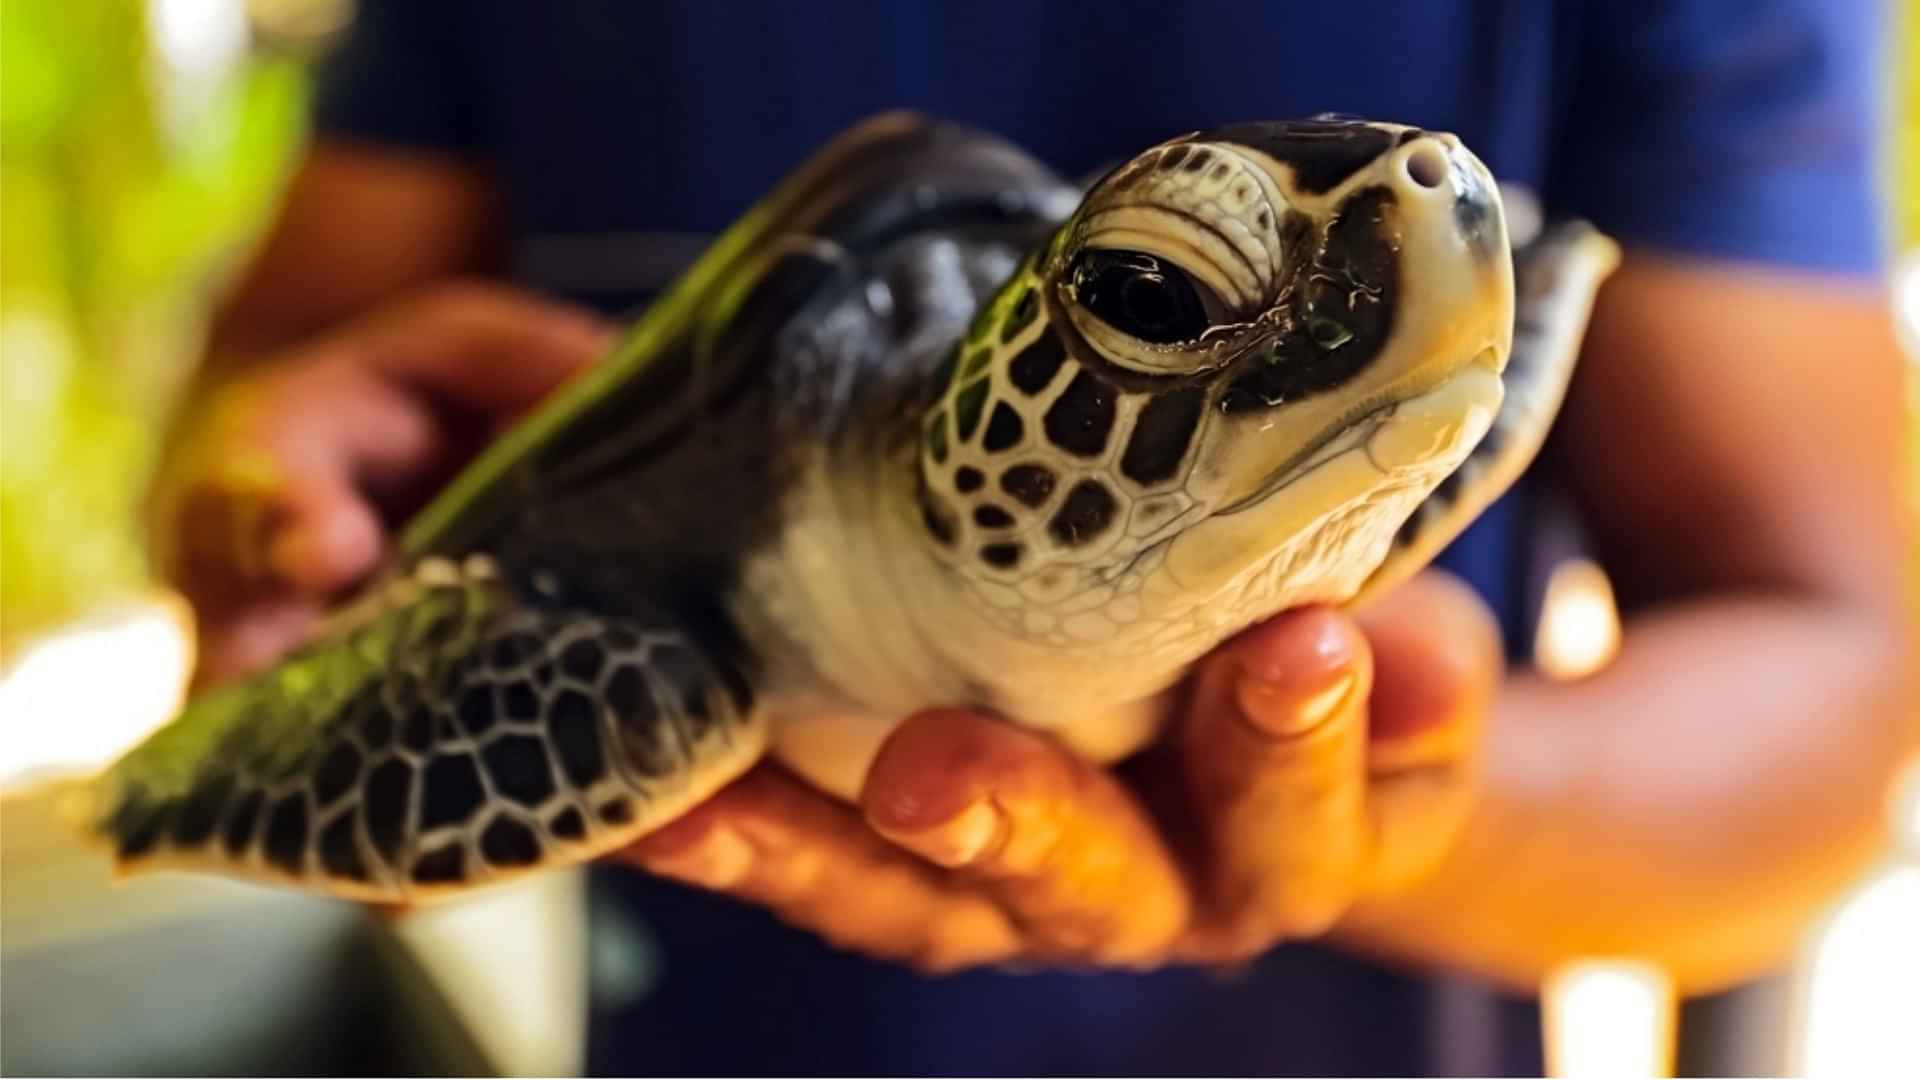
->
1236 671 1357 739
875 800 1007 868
643 824 754 889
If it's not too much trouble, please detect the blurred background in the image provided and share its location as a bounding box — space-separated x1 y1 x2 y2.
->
0 1 1916 1076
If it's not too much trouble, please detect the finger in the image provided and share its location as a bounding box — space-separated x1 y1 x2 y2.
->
862 710 1191 967
262 468 388 593
185 359 436 597
1354 569 1503 769
1352 570 1503 894
622 767 1023 974
1174 607 1374 955
354 282 618 416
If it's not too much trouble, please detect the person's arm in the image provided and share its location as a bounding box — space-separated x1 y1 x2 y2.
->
1335 255 1919 995
204 142 506 361
155 142 614 683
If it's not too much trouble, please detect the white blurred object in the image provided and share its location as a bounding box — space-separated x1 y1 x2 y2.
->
1789 763 1920 1078
1499 181 1544 250
1533 557 1623 681
390 870 590 1077
1893 248 1920 361
1543 960 1677 1078
0 592 194 794
147 0 251 140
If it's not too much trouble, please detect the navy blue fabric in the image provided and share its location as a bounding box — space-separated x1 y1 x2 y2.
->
310 2 1889 1074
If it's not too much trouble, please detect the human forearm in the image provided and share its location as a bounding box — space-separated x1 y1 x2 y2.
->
1336 590 1917 994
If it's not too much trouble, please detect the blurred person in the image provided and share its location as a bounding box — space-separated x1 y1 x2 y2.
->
149 1 1917 1074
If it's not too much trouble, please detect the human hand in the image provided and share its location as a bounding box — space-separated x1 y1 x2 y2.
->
622 570 1503 972
152 282 615 686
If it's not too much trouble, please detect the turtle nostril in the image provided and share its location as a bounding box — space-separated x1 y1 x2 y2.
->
1404 143 1449 190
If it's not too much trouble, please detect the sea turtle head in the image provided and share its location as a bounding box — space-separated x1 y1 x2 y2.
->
914 116 1514 648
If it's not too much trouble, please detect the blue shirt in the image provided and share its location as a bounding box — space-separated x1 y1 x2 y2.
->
313 2 1889 1073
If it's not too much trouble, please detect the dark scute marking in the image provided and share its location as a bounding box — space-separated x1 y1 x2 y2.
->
599 798 633 826
961 346 993 378
550 806 587 842
550 689 607 788
533 663 557 688
929 343 960 395
483 735 556 808
601 670 644 719
982 402 1023 452
503 682 539 722
1049 481 1119 546
1204 120 1394 194
613 690 679 779
118 801 169 859
925 410 950 464
413 845 465 885
400 707 433 754
454 686 496 736
365 760 412 865
605 627 640 652
223 789 265 857
358 701 393 752
1121 387 1207 485
490 632 540 670
313 743 362 809
481 816 542 867
1000 464 1057 507
1223 187 1399 413
172 771 234 847
560 638 605 682
263 794 308 874
421 754 486 831
919 483 958 547
386 672 420 714
974 504 1014 529
1454 178 1497 259
652 644 716 740
954 379 990 442
954 466 984 493
1007 331 1066 395
1433 468 1466 507
980 543 1023 569
319 814 366 881
1001 287 1039 344
1043 371 1117 457
1182 147 1213 172
715 660 755 716
1161 145 1192 170
1397 127 1426 145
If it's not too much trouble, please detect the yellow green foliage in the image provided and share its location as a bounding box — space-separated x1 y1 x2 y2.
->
1 0 307 656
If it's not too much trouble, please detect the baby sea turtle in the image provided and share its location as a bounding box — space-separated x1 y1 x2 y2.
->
83 113 1619 900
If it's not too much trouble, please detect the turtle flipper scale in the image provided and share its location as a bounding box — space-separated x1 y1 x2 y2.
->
85 558 766 902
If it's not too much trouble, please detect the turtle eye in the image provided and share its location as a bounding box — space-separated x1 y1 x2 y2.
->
1070 250 1221 345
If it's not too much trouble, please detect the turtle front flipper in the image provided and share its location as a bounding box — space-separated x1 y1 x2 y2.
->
1352 219 1622 608
83 558 767 902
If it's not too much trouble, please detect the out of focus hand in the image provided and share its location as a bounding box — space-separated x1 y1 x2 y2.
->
152 282 615 686
624 570 1502 972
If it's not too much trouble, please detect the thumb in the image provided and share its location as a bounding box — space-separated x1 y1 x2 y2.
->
1174 607 1375 949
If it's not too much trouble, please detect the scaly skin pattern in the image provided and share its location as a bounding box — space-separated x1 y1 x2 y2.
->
742 118 1526 792
85 114 1617 900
